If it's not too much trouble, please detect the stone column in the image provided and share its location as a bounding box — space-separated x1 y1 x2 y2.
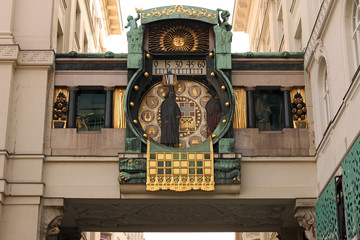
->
281 87 293 128
294 199 317 240
0 0 15 43
0 45 18 150
67 87 78 128
104 87 114 128
246 87 256 128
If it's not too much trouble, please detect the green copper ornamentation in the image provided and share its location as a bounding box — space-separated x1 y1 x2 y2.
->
315 178 339 240
342 136 360 239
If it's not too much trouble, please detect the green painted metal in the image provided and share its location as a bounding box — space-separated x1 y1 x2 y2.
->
141 5 217 25
315 177 339 240
149 138 211 153
211 69 235 143
119 158 146 183
213 8 232 70
214 158 241 184
124 9 144 69
342 136 360 239
218 138 234 154
125 137 143 153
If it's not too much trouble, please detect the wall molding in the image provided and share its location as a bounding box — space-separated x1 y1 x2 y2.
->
0 45 19 60
0 45 54 66
304 0 335 68
18 50 54 66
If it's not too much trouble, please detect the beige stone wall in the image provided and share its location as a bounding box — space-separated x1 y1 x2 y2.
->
51 0 122 53
234 0 321 52
233 0 360 197
305 0 360 194
235 128 310 156
0 0 121 238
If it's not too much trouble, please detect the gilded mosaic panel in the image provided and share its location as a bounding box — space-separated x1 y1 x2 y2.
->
146 139 214 192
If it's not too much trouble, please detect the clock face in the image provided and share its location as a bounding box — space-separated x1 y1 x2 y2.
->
138 80 213 148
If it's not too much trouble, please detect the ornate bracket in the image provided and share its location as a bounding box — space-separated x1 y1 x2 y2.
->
294 200 317 240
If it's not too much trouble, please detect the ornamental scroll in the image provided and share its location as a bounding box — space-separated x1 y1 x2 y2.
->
146 138 214 192
141 5 217 24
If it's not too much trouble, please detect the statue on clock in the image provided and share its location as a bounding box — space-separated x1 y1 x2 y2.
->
160 88 181 147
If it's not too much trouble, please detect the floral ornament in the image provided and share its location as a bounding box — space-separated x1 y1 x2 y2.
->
291 92 307 120
53 92 68 120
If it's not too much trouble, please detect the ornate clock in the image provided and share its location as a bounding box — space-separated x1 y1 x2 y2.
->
122 6 238 191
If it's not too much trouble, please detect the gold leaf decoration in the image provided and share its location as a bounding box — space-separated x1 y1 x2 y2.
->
149 20 209 53
142 5 216 20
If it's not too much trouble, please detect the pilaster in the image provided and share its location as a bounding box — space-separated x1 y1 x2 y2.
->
0 45 18 151
0 0 15 44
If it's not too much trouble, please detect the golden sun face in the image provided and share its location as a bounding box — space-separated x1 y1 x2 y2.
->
160 26 198 52
173 36 185 47
148 20 209 53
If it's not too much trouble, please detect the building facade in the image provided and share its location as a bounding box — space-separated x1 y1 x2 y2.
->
233 0 360 239
2 0 359 240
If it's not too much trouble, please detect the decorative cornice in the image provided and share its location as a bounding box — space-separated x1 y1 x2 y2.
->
0 45 19 60
141 5 217 24
304 0 334 68
18 50 54 66
0 46 54 66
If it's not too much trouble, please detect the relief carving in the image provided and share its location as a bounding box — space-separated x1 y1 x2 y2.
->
294 207 317 240
0 45 19 60
18 50 54 65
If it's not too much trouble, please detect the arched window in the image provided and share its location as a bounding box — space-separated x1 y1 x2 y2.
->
318 58 331 131
323 68 331 124
352 0 360 66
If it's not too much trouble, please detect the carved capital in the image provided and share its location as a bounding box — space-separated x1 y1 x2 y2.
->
294 207 317 240
41 207 64 240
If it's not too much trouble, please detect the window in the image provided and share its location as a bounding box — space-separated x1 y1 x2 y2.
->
74 2 81 50
352 0 360 66
57 21 64 53
83 33 88 52
294 19 302 51
76 90 106 131
254 90 284 131
323 69 331 124
100 233 111 240
277 5 284 51
318 58 331 131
